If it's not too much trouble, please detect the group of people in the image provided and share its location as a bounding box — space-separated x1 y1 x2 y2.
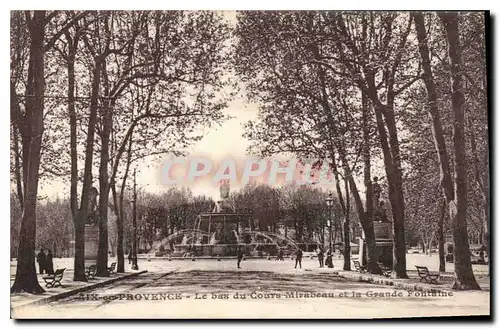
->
317 247 334 268
234 246 334 270
36 249 54 275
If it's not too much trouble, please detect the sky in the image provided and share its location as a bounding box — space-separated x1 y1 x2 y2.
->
137 94 260 200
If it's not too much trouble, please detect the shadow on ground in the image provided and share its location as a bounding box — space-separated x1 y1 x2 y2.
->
147 270 366 294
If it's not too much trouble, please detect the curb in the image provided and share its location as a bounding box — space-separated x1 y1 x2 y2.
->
12 270 148 311
338 271 452 293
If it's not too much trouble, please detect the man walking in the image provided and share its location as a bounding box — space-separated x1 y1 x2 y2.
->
46 249 54 275
36 249 46 274
317 247 324 268
294 248 303 269
237 247 244 269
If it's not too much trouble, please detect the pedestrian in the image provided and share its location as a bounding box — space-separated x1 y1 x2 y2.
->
36 249 46 274
237 247 244 269
317 247 324 268
294 248 303 269
325 249 333 268
46 249 54 275
128 251 133 264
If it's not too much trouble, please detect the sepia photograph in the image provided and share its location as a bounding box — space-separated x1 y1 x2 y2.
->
9 8 490 320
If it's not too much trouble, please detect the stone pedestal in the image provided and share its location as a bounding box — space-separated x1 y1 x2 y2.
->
85 224 99 267
358 222 394 267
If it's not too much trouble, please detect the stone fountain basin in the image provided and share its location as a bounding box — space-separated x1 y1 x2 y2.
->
171 243 290 257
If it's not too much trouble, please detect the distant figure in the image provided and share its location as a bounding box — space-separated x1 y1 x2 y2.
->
372 177 382 209
237 248 244 269
317 248 324 268
46 250 54 275
276 248 284 261
325 249 333 268
294 249 303 269
128 252 133 264
36 249 46 274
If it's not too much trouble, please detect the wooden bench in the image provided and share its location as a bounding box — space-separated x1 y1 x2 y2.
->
107 262 117 274
352 260 366 273
43 268 65 288
415 265 440 284
377 262 392 277
85 265 97 280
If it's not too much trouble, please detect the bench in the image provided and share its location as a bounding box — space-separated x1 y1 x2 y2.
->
352 260 366 273
85 265 97 280
43 268 65 288
377 262 392 277
415 266 440 284
107 262 117 274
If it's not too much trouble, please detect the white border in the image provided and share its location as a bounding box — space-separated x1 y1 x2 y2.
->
2 1 497 328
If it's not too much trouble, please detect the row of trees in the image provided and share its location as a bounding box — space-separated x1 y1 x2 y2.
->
10 182 350 260
10 10 232 293
234 12 487 289
11 196 74 259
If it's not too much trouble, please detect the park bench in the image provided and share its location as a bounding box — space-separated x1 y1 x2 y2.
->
85 265 97 280
43 268 65 288
415 265 440 284
352 260 366 273
107 262 117 274
377 262 392 277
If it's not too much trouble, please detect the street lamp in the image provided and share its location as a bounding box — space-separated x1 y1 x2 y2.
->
325 192 334 251
129 169 139 270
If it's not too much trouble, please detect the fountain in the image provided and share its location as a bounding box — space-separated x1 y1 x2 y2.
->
150 181 299 258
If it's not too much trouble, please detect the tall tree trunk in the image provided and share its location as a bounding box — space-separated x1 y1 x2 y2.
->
439 13 480 290
113 132 133 273
382 99 407 277
360 92 381 274
97 64 112 277
11 10 46 294
337 14 407 278
343 170 351 271
370 95 407 278
12 120 24 208
363 68 407 278
75 55 103 282
413 12 455 274
483 153 489 273
66 33 86 282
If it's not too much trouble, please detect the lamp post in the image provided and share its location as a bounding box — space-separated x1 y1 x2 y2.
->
325 192 334 251
130 169 139 270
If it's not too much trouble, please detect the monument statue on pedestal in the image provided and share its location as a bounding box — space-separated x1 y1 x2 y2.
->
86 187 99 225
372 177 382 209
374 201 389 222
372 178 389 222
